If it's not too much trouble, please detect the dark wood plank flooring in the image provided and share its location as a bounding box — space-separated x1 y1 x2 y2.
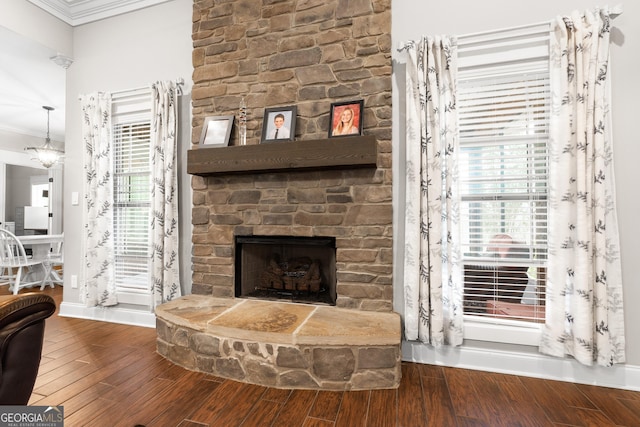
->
13 286 640 426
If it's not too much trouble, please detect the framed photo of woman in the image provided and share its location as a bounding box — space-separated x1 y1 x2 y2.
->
328 100 363 138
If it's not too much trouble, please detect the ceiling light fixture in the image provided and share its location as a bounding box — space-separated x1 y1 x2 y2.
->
50 54 74 69
25 106 64 168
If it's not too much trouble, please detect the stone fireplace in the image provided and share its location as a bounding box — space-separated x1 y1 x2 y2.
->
155 0 398 390
185 0 393 308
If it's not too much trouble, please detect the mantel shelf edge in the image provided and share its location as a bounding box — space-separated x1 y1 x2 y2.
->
187 135 378 176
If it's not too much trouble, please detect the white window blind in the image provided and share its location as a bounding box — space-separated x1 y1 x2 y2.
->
112 89 152 294
457 24 550 323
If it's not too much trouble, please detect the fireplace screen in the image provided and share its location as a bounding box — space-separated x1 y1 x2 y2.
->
235 236 336 305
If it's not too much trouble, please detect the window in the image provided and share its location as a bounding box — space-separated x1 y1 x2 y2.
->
111 90 152 296
457 25 550 324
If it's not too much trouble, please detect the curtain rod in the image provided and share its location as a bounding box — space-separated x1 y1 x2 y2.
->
458 3 622 41
457 21 548 42
398 4 623 51
78 78 185 100
111 77 185 96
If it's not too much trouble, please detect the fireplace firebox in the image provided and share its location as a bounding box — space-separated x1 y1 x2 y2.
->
235 236 336 305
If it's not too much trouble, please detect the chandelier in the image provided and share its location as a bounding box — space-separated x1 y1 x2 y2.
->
25 106 64 168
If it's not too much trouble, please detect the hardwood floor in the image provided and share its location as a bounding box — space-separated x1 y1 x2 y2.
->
13 286 640 426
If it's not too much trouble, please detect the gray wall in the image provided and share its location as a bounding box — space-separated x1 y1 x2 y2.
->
0 0 72 57
62 0 193 307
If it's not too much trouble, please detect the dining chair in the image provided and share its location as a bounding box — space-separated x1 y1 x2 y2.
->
0 229 44 294
40 235 63 290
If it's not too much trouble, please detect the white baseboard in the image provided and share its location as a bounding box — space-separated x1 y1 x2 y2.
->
59 301 156 328
403 340 640 391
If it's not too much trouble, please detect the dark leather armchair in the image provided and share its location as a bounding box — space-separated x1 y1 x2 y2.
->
0 292 56 405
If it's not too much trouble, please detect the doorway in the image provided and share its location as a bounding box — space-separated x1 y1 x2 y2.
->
0 149 63 235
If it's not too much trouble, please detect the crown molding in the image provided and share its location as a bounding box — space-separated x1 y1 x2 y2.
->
27 0 172 26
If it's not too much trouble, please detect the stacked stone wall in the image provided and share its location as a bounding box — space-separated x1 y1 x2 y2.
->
191 167 392 311
192 0 392 145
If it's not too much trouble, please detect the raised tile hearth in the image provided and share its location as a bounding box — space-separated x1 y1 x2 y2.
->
155 295 401 390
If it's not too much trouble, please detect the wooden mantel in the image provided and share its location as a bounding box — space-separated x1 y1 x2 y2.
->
187 135 377 176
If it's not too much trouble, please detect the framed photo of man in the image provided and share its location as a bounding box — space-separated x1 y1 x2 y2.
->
199 115 234 147
328 100 363 138
261 106 297 143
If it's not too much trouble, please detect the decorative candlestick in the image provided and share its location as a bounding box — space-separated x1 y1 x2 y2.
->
239 97 247 145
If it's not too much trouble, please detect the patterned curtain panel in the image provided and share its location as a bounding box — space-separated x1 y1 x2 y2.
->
541 8 625 366
402 37 464 346
150 81 181 307
80 92 118 307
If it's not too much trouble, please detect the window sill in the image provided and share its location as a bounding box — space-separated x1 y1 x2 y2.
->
463 315 542 346
116 290 152 307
